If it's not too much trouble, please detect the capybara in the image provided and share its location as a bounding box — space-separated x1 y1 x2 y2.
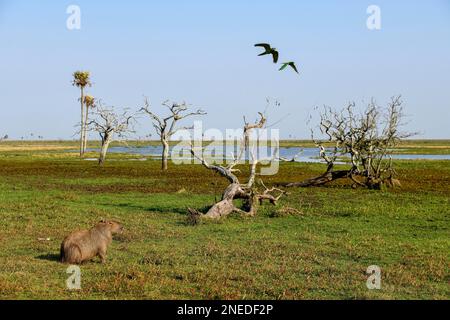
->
60 220 123 264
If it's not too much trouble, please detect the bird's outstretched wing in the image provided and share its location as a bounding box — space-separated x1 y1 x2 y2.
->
289 62 299 74
272 50 279 63
254 43 272 52
280 62 300 74
279 63 289 71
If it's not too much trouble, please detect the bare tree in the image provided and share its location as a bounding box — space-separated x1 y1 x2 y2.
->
88 105 135 165
188 113 286 220
0 134 8 142
243 112 266 150
287 96 414 189
141 98 206 170
72 71 92 157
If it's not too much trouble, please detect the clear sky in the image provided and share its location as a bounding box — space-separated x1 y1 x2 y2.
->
0 0 449 139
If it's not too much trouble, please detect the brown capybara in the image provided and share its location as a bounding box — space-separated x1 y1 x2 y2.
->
60 220 123 264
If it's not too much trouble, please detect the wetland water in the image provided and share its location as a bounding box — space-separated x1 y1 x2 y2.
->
87 146 450 162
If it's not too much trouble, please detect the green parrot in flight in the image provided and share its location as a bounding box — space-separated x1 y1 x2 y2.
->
254 43 279 63
279 61 299 74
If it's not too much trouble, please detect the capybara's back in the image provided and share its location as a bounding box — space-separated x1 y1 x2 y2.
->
60 230 88 264
60 220 123 264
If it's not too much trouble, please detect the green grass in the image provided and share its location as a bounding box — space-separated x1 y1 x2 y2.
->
0 144 449 300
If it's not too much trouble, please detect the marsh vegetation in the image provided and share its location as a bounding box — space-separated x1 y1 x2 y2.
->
0 141 448 299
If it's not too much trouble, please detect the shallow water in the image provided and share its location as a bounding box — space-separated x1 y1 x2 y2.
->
87 146 450 163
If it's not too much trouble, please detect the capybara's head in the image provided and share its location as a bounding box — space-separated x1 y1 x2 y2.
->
99 220 123 234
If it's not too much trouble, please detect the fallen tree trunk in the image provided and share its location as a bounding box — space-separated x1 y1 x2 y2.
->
286 170 402 190
199 183 249 219
286 170 350 187
188 177 286 220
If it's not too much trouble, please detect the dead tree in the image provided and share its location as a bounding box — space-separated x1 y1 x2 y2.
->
189 114 286 220
88 105 135 165
287 96 414 189
141 98 206 171
243 112 266 150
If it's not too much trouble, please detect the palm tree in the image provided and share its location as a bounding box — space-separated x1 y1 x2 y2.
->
72 71 91 156
83 95 96 153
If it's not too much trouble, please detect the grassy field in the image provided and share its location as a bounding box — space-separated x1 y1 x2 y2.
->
0 141 449 300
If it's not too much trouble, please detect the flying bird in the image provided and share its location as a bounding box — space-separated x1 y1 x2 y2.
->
279 61 299 74
254 43 279 63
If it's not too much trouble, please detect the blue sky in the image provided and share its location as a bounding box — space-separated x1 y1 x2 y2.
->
0 0 449 139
